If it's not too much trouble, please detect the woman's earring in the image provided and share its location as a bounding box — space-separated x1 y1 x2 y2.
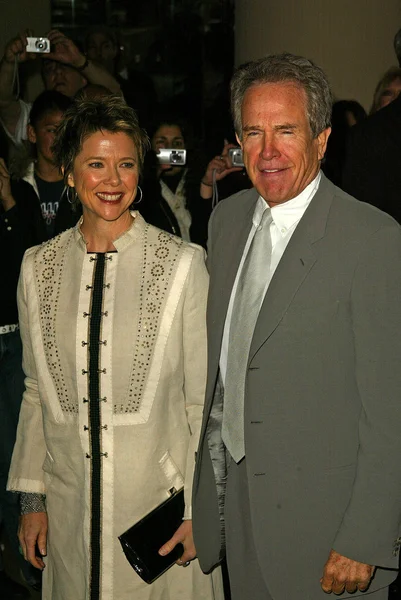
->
134 185 143 205
66 186 77 205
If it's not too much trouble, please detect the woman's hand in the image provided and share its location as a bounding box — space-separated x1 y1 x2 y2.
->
18 512 48 570
158 519 196 566
200 140 244 198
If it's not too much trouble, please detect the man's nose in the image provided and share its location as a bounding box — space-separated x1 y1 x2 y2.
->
260 136 280 161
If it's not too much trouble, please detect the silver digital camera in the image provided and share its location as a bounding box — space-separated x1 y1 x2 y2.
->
157 149 186 166
26 37 50 54
229 147 244 167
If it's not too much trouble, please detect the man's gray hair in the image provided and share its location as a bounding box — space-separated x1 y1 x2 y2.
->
231 52 333 139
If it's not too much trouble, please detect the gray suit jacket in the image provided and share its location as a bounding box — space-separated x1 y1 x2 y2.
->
193 174 401 599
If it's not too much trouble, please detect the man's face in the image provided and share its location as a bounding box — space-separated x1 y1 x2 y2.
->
238 82 330 206
86 33 117 73
42 60 86 98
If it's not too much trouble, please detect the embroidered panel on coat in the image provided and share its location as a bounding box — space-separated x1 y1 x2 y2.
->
115 227 183 414
34 231 79 414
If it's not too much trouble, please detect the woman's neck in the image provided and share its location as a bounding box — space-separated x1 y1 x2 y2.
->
80 211 134 253
35 156 63 183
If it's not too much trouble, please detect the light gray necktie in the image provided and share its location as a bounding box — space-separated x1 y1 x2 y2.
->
222 207 273 463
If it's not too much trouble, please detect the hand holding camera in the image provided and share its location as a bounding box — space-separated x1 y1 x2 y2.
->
3 30 36 64
201 140 244 192
3 29 86 70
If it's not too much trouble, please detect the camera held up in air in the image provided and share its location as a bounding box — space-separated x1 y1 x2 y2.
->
228 148 244 167
26 37 51 54
157 149 186 166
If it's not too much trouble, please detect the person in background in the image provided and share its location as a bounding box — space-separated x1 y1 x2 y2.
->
370 66 401 113
322 99 366 187
7 96 223 600
84 24 157 128
139 116 212 247
342 28 401 223
0 28 121 147
140 116 248 248
0 127 46 599
13 90 77 238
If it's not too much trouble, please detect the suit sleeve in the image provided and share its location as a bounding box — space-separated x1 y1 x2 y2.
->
7 251 47 494
332 222 401 568
182 246 209 519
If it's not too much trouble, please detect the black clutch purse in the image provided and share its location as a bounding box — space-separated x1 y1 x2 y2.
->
118 487 185 584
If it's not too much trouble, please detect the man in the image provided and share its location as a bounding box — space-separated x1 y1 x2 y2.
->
192 53 401 600
342 28 401 222
0 28 121 146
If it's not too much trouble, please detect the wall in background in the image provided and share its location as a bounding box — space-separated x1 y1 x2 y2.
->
0 0 50 101
235 0 401 111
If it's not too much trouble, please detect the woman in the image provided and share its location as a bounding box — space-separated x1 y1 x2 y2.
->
8 97 223 600
139 117 213 248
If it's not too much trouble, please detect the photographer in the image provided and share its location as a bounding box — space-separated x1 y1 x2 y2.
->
140 119 249 248
0 29 121 146
200 139 248 201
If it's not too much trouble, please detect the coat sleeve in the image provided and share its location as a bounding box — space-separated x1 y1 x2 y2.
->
332 222 401 568
7 251 47 494
181 245 209 519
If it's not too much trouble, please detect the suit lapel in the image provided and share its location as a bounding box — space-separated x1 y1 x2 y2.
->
249 174 335 361
206 189 259 405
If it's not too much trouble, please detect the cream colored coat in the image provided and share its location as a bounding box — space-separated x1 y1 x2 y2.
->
8 214 223 600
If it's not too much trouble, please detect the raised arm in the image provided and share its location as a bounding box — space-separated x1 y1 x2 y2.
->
0 31 31 136
46 29 122 95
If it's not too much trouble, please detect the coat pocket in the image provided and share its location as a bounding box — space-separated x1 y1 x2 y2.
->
159 451 185 492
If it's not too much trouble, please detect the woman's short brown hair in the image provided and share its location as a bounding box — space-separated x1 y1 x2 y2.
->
52 96 150 179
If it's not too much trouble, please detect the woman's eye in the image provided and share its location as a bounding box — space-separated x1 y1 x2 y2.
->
89 162 103 168
121 162 135 169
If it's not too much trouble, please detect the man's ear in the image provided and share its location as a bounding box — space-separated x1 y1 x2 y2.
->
317 127 331 161
235 132 243 149
27 124 36 144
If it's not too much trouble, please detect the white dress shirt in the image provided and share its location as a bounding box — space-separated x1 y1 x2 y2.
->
219 171 321 384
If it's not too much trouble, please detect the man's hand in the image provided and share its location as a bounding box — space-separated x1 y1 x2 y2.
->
18 512 48 570
158 519 196 566
46 29 86 70
3 30 35 65
0 158 15 211
320 549 375 595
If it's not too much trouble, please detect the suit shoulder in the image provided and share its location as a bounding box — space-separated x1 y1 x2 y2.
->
331 184 401 233
210 187 257 226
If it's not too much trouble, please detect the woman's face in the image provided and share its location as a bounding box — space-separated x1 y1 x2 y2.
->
67 130 139 227
28 110 64 164
152 124 185 176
